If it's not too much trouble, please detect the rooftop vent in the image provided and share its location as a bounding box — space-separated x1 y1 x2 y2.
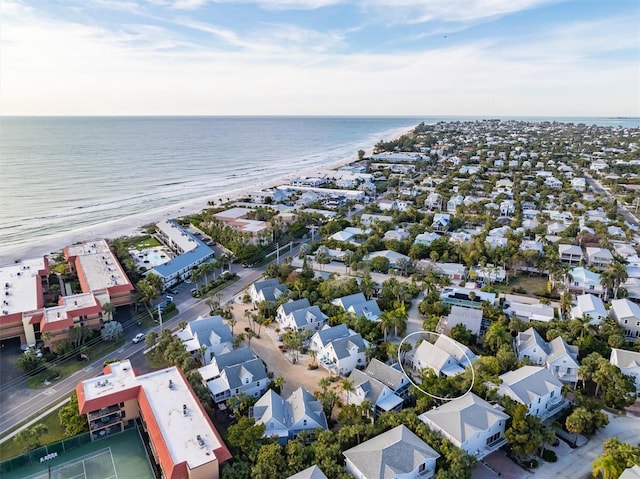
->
183 404 188 416
196 435 205 448
168 379 173 389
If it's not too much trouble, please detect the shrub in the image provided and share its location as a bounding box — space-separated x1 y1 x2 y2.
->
541 449 557 462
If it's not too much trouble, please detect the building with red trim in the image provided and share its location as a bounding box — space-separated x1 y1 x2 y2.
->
64 239 134 307
77 360 231 479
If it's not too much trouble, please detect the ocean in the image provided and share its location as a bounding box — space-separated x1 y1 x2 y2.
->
1 115 638 262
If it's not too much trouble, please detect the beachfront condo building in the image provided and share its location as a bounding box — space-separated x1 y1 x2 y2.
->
77 359 232 479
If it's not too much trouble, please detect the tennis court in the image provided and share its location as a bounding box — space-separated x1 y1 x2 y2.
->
24 448 117 479
0 429 153 479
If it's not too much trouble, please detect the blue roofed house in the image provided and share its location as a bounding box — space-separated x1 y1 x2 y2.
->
198 347 270 403
175 315 233 364
432 213 451 231
566 267 603 296
309 324 369 376
346 359 411 417
250 387 328 444
343 425 440 479
419 393 510 460
276 298 328 333
332 292 381 322
150 219 216 288
249 278 288 305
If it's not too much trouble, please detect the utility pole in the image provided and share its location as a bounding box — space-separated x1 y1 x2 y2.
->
157 304 163 332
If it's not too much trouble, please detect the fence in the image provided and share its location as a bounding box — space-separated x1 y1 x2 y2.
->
0 432 91 474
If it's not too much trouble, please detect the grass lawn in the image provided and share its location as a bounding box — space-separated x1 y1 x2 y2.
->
0 403 68 461
491 275 549 296
134 237 162 249
27 339 125 389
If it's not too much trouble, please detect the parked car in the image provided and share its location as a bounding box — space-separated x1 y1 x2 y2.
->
132 333 146 344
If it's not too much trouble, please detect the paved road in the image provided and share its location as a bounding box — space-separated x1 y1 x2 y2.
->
0 263 266 438
586 174 639 227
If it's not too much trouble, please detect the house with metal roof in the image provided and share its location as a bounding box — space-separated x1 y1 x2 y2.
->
198 347 270 403
309 324 369 376
331 292 381 321
286 466 328 479
249 278 288 305
571 293 607 324
175 315 233 364
610 348 640 393
438 305 483 336
497 366 568 420
346 359 410 417
610 298 640 340
418 393 509 460
250 387 328 444
343 425 440 479
566 267 603 296
276 298 328 333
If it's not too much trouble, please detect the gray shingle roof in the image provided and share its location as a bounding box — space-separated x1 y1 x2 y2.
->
314 324 351 348
364 359 406 390
279 298 311 316
213 347 256 370
498 366 563 404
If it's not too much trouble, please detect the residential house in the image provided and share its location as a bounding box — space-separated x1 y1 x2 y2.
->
378 199 397 211
609 299 640 340
546 336 580 385
418 393 510 460
250 387 328 444
414 232 442 246
566 267 603 296
76 360 231 479
346 359 411 417
249 279 288 305
276 299 328 333
496 366 567 420
559 244 584 266
571 178 586 192
472 264 507 284
359 214 393 227
330 227 366 245
199 347 270 403
382 229 410 242
516 327 548 366
343 425 440 479
440 287 497 309
438 305 483 336
571 293 607 324
331 292 381 321
412 335 475 378
366 250 411 270
432 213 451 231
175 316 233 364
585 247 614 270
286 466 328 479
309 325 369 376
416 261 467 282
425 192 442 210
610 348 640 393
506 301 555 322
447 195 464 212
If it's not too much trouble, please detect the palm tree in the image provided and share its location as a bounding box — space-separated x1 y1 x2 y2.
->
101 302 116 322
318 377 331 393
379 311 393 342
198 345 208 365
272 375 286 394
608 261 628 300
309 349 318 368
560 292 573 320
360 273 376 300
592 453 622 479
340 378 355 405
227 317 237 335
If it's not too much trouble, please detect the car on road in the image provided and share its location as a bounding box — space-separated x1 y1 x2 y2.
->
168 289 179 295
132 333 146 344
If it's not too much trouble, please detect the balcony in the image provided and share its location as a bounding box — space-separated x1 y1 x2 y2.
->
88 405 121 420
540 398 569 422
89 413 122 431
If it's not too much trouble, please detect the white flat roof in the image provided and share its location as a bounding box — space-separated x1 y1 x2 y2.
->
83 360 225 470
44 292 98 325
156 220 198 253
0 257 47 315
68 240 132 291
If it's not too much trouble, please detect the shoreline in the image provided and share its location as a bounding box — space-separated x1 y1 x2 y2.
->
0 126 413 263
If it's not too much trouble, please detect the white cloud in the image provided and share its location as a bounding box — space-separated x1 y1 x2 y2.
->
1 1 637 116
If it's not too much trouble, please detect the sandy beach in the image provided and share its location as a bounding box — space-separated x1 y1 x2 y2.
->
0 128 411 264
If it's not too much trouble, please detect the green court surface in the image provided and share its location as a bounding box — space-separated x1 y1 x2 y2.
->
1 429 154 479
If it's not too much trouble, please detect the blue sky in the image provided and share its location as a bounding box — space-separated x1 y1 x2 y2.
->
1 0 638 115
